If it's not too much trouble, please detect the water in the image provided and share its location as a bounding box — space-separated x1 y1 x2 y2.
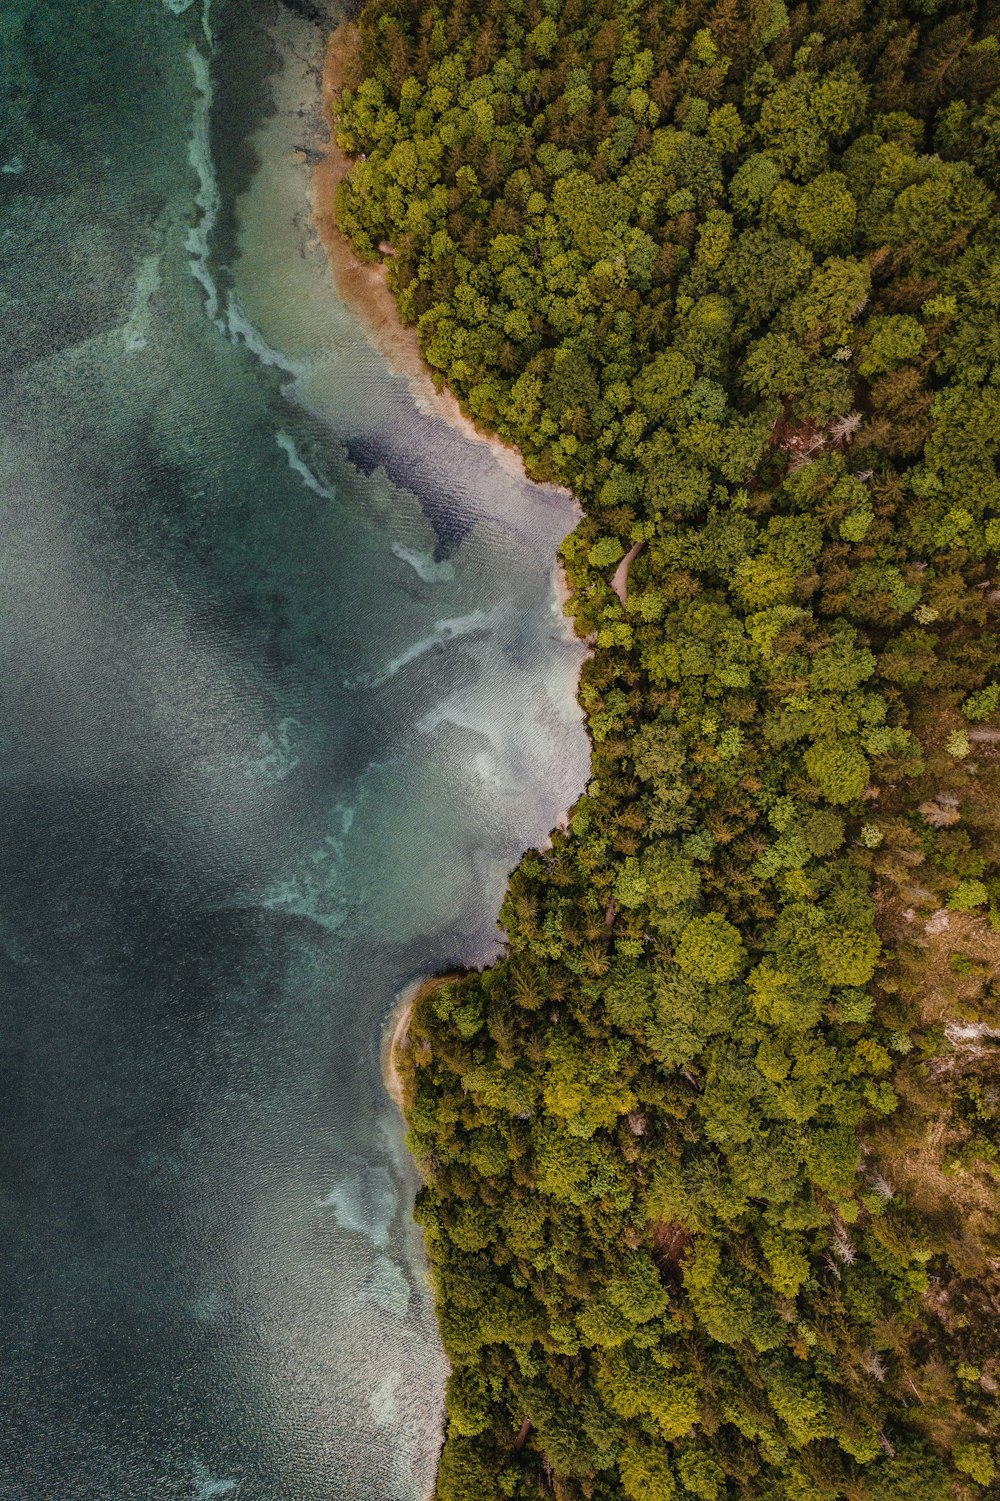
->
0 3 588 1497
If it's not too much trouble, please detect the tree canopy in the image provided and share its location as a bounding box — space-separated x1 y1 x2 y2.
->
335 0 1000 1495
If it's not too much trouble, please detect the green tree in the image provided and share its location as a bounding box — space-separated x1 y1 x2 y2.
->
674 914 747 982
803 739 870 804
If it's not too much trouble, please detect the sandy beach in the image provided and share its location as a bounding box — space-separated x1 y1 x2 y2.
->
381 975 459 1111
311 26 533 483
381 982 419 1111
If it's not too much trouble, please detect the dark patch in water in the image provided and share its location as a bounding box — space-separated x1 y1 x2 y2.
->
344 432 476 555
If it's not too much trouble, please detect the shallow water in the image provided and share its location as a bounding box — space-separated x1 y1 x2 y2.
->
0 3 588 1497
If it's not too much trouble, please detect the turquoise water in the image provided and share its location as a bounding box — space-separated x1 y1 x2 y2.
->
0 3 587 1496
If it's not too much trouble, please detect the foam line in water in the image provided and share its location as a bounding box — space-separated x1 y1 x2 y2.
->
276 431 335 500
185 45 222 323
358 609 494 689
227 299 302 377
390 542 454 584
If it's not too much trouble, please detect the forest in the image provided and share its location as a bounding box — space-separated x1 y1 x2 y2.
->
332 0 1000 1496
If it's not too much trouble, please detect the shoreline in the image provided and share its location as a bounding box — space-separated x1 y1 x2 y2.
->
310 22 584 631
381 975 458 1112
311 26 537 486
315 22 590 1115
381 980 420 1112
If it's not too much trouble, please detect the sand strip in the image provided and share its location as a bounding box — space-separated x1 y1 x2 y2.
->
381 975 459 1112
311 26 530 480
381 981 420 1112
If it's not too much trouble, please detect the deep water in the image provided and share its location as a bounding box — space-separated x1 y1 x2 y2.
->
0 3 588 1496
